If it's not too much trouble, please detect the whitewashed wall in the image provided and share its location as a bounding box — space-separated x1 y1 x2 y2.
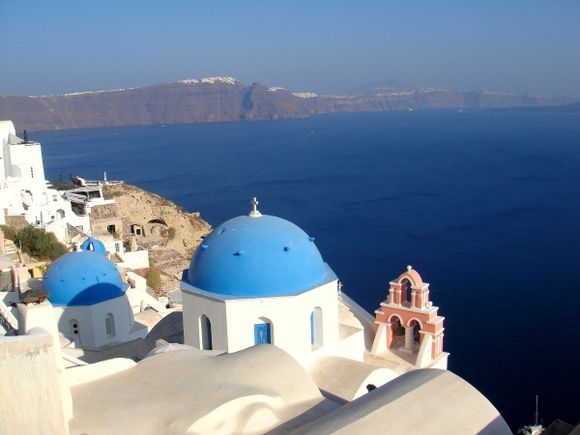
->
52 295 141 349
182 280 341 366
182 293 227 350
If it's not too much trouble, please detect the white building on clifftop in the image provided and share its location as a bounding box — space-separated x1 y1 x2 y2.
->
0 120 89 240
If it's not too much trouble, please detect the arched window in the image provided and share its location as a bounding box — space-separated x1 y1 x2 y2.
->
254 317 272 345
105 313 116 337
310 307 323 350
200 315 213 350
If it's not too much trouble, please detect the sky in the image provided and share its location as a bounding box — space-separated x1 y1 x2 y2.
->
1 1 579 97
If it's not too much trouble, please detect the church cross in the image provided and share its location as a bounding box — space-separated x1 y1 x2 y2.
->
249 196 262 218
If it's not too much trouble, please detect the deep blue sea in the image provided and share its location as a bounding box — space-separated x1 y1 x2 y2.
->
35 110 580 429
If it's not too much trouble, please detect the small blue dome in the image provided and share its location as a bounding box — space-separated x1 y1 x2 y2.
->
44 251 126 306
183 215 330 298
80 236 107 254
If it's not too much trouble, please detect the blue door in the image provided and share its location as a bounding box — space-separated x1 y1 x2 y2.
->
254 323 271 345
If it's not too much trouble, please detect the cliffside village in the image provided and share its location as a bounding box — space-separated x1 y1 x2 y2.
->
0 120 209 348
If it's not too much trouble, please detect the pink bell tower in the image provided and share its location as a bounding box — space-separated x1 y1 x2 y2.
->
371 266 447 368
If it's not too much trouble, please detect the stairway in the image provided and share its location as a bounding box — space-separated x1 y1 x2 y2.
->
4 242 17 256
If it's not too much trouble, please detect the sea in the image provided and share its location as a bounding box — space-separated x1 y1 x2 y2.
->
35 110 580 429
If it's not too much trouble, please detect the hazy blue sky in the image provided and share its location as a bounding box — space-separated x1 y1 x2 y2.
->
1 1 579 97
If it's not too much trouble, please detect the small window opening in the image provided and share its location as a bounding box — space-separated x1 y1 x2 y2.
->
105 313 116 337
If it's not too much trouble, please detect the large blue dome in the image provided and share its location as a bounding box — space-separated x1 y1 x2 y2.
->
44 251 126 306
183 215 332 298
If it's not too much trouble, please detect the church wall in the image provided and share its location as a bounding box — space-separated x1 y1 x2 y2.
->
181 279 341 364
88 296 135 348
305 281 341 361
182 292 227 350
53 296 135 350
54 305 95 347
224 295 307 356
222 280 340 365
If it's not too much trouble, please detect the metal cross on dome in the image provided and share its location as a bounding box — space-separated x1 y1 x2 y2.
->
249 196 262 218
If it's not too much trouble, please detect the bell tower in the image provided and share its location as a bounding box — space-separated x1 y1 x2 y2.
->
371 266 447 369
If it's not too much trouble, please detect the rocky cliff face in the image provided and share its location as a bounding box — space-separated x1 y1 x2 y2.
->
103 183 212 295
1 77 575 131
240 83 313 120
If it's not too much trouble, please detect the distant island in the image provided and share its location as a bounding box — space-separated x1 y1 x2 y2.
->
0 76 577 131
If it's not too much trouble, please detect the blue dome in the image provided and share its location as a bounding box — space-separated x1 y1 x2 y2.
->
80 236 107 254
183 215 331 298
44 251 126 306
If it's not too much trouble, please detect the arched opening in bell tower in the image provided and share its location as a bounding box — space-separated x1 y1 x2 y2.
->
400 278 412 305
407 318 423 350
388 314 403 349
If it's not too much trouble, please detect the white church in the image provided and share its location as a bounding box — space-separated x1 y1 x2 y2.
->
42 248 147 350
181 199 344 364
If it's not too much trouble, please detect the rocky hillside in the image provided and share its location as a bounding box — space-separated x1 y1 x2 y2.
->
1 76 575 131
103 183 211 295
